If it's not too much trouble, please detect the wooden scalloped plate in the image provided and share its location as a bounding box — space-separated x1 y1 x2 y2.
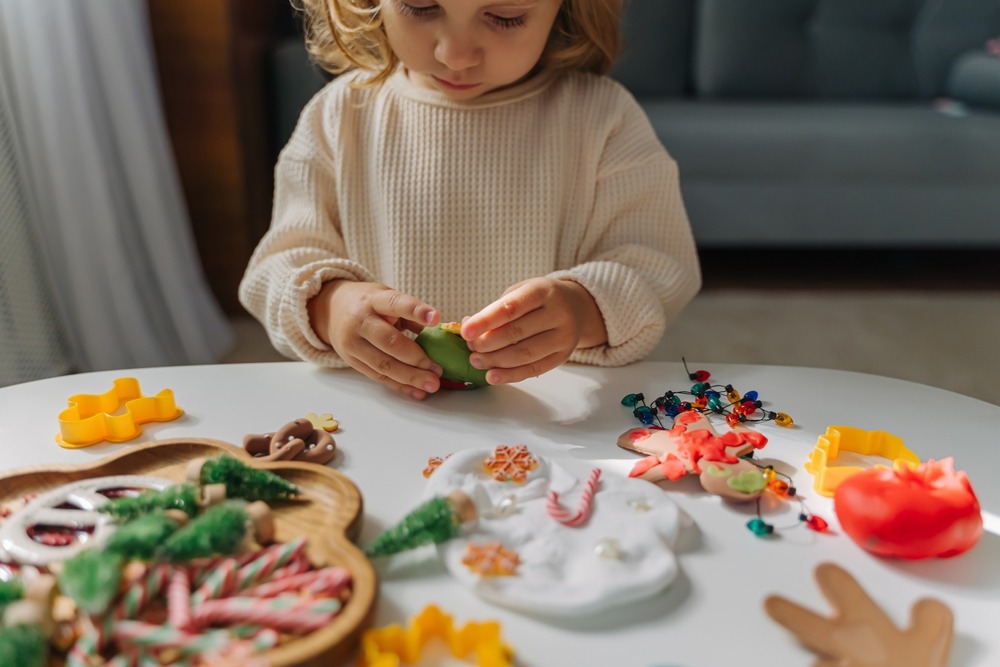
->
0 438 377 667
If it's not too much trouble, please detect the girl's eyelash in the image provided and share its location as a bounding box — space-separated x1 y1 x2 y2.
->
487 14 526 29
395 2 526 29
395 2 437 19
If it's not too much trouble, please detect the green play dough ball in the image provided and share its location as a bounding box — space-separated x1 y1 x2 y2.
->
416 325 489 388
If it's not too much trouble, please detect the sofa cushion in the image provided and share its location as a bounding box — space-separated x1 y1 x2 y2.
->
694 0 1000 100
611 0 694 96
644 100 1000 185
641 100 1000 244
948 51 1000 109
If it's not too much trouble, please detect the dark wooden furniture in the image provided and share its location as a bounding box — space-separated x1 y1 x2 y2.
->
147 0 294 313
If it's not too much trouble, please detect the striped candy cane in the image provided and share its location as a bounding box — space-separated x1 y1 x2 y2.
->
546 468 601 527
168 568 192 630
115 563 171 620
190 557 240 606
234 537 308 592
66 626 100 667
242 566 351 599
113 620 235 656
191 595 342 634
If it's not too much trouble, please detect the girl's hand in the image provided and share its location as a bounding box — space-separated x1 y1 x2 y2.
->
308 280 443 400
461 278 607 385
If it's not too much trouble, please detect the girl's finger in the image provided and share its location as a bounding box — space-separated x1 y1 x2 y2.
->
371 290 439 329
359 317 441 376
470 328 563 371
483 350 564 385
349 337 440 397
466 309 553 354
462 283 543 341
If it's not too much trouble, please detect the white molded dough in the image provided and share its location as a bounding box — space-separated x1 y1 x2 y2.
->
424 449 686 616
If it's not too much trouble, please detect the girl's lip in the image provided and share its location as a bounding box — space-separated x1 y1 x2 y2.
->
433 76 481 91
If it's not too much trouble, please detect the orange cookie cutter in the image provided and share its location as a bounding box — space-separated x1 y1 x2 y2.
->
805 425 920 497
56 377 183 448
359 604 513 667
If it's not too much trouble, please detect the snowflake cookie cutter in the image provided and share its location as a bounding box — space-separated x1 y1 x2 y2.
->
804 425 920 497
56 377 183 448
359 604 513 667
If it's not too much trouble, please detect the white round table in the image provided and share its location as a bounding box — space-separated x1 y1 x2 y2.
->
1 361 997 666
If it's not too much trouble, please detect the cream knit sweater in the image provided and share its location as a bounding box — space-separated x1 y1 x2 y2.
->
239 67 701 369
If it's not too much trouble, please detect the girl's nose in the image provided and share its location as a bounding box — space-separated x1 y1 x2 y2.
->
435 29 481 71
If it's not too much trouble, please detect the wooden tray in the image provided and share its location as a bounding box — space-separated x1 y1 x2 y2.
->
0 438 377 667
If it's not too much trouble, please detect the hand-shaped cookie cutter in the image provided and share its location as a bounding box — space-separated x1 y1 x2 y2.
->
359 604 513 667
56 378 183 448
243 417 337 465
805 425 920 497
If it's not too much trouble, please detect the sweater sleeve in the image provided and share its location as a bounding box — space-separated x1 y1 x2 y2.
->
551 93 702 366
238 95 376 367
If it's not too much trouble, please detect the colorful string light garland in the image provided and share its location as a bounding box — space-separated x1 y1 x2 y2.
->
621 360 827 538
739 456 828 537
622 358 794 430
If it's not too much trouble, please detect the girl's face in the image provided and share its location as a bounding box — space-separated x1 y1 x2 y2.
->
380 0 563 100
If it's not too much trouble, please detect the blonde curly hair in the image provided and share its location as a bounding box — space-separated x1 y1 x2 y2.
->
295 0 623 86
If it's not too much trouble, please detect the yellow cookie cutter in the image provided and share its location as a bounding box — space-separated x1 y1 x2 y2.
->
56 377 183 448
359 604 513 667
805 425 921 497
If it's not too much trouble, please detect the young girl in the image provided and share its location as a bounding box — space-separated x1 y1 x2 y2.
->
239 0 701 400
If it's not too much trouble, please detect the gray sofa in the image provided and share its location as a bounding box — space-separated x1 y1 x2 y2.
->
267 0 1000 248
612 0 1000 247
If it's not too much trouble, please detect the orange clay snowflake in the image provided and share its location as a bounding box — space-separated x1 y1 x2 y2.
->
462 541 521 577
483 445 538 483
422 454 452 478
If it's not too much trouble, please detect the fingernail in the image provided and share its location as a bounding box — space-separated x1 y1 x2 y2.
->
469 355 485 369
410 388 426 400
423 309 437 325
423 380 437 393
430 364 443 376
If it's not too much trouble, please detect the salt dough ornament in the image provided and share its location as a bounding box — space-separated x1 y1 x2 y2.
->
243 417 337 465
422 448 686 616
0 475 172 566
765 563 953 667
416 322 488 389
617 411 768 501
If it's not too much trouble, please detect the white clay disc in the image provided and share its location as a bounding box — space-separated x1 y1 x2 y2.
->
0 475 172 566
423 448 686 616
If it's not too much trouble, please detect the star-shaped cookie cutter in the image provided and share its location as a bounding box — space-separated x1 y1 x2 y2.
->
359 604 513 667
56 377 183 448
805 425 920 497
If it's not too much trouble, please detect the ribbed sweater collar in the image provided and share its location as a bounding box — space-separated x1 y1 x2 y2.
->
383 66 560 109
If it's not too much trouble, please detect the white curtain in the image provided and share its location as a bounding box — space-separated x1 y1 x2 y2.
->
0 0 234 385
0 71 72 386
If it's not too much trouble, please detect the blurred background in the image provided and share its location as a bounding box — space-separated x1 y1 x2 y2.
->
2 0 999 405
